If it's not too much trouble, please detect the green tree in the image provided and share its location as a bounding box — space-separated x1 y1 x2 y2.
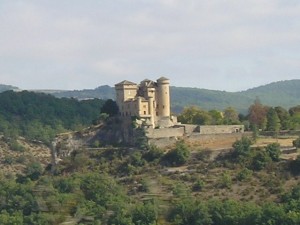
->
232 136 252 159
266 107 280 134
252 149 271 171
101 99 119 117
208 110 223 125
132 201 157 225
275 106 290 130
223 107 240 125
168 199 212 225
164 140 190 166
266 143 281 162
25 162 43 181
293 137 300 148
178 106 212 125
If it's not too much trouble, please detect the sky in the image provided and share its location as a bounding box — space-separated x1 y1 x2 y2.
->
0 0 299 91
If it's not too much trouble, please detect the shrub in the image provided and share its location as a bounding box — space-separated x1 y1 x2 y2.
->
236 168 253 181
9 139 25 152
218 172 232 189
193 179 205 191
25 162 43 180
293 137 300 148
232 136 252 159
265 143 281 161
252 149 272 171
164 140 190 167
143 145 164 162
290 155 300 175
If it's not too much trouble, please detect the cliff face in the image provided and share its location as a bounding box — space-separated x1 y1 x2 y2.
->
50 119 138 168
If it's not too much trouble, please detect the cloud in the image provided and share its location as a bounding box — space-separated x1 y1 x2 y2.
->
0 0 299 91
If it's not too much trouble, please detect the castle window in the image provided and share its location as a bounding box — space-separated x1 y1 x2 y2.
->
144 111 146 115
163 105 165 109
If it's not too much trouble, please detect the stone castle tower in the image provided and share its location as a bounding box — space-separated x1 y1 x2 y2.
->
115 77 175 128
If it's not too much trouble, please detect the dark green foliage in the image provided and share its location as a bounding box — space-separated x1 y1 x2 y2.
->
236 168 253 181
143 145 164 162
289 155 300 175
192 179 205 191
164 140 190 166
48 80 300 114
25 162 43 181
232 136 252 159
275 106 291 130
266 143 281 161
169 197 300 225
100 99 119 117
80 173 126 207
132 201 157 225
266 107 280 133
251 149 272 171
0 91 104 144
293 137 300 148
168 199 212 225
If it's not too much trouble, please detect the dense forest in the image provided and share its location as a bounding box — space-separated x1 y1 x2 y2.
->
0 91 105 144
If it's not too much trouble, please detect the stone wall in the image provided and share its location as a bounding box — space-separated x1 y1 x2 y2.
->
146 127 185 139
199 125 244 134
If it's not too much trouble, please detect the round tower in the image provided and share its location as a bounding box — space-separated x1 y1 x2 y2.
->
156 77 170 117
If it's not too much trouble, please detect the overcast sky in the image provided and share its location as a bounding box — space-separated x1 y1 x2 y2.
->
0 0 299 91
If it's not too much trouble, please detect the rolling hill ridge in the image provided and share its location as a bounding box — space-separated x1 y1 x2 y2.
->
1 79 299 114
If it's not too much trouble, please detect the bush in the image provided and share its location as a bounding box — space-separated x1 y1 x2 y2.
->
193 179 205 191
232 136 252 159
25 162 43 181
143 145 164 162
9 139 25 152
252 149 272 171
164 140 190 167
266 143 281 161
236 168 253 181
218 172 232 189
290 155 300 175
293 137 300 148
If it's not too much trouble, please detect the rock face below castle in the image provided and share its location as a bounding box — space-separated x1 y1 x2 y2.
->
115 77 176 128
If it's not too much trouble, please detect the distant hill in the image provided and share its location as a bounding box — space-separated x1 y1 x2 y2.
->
0 84 19 92
52 85 115 100
2 80 299 114
171 80 300 114
239 80 300 109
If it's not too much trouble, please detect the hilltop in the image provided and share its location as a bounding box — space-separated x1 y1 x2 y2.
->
1 79 300 113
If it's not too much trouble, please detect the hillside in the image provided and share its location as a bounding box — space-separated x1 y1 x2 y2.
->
1 79 300 113
0 90 105 144
240 79 300 108
0 84 19 92
52 79 300 113
1 123 300 224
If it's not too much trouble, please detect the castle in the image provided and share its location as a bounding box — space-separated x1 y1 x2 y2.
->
115 77 244 147
115 77 176 128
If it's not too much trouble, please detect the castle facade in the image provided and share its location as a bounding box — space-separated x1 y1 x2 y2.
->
115 77 175 128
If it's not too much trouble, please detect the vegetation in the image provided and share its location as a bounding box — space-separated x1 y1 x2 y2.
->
12 79 299 114
1 82 300 224
0 90 105 145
